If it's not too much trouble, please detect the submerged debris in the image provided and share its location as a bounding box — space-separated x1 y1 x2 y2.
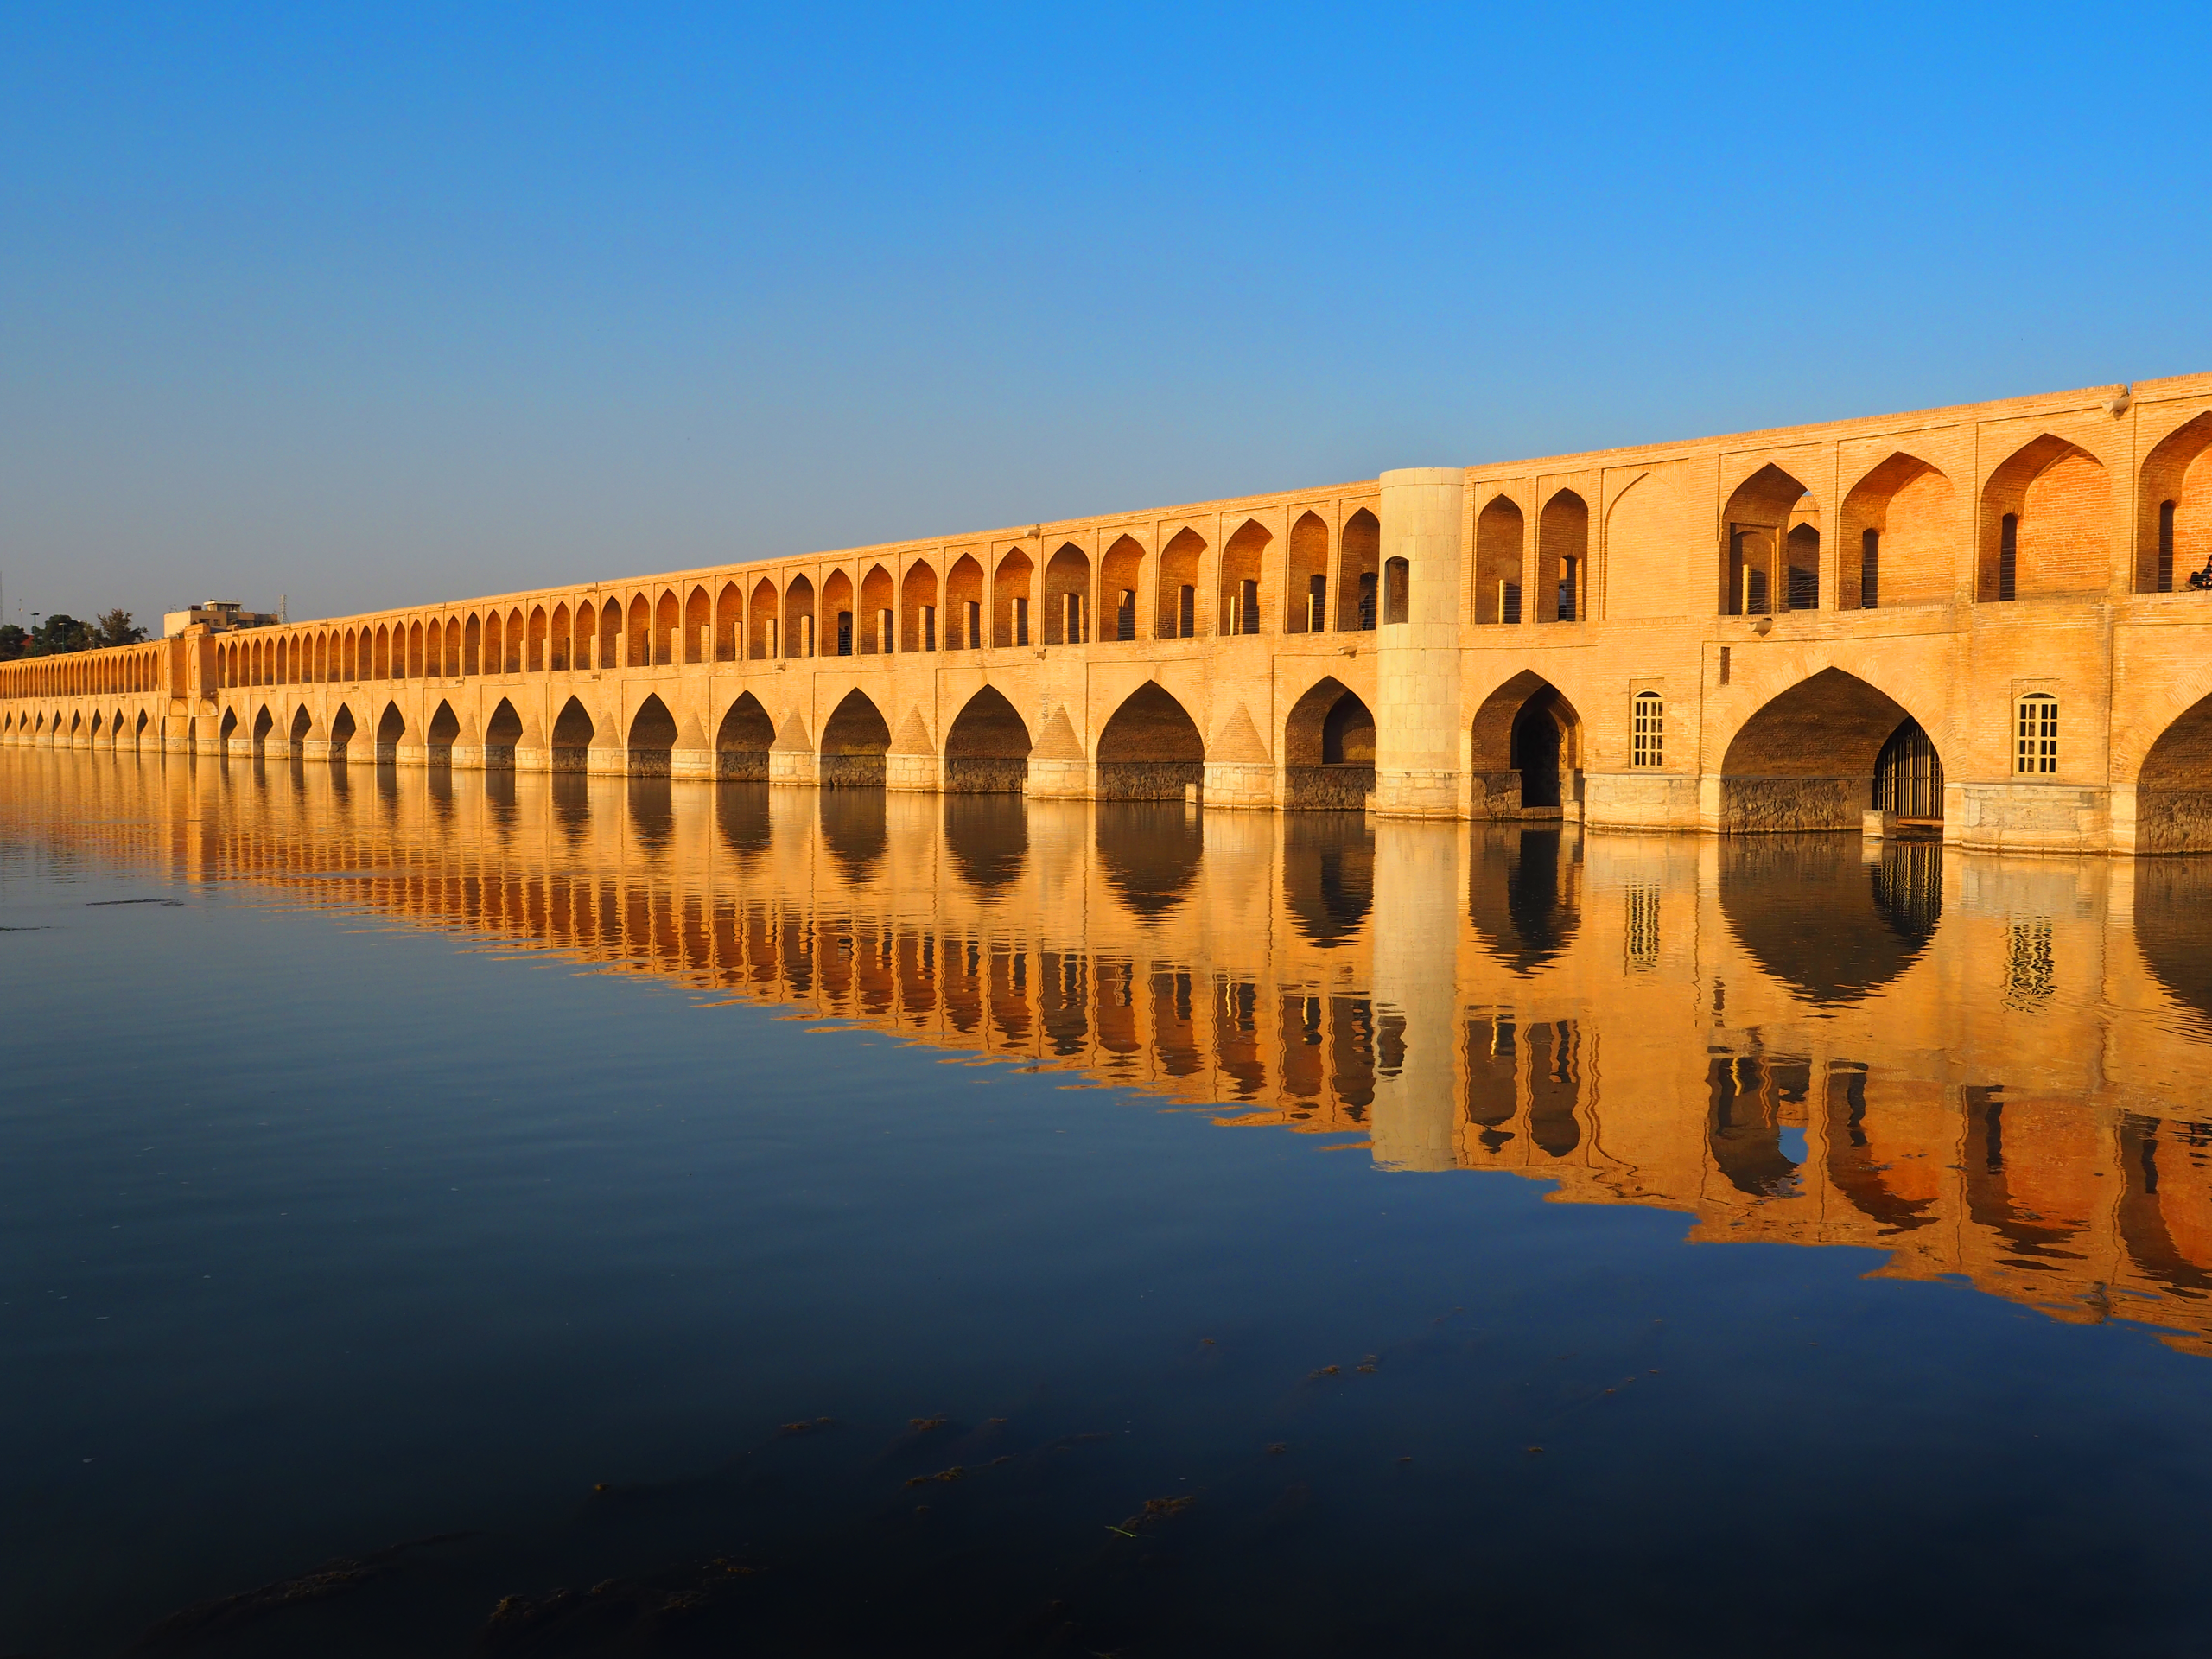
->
1118 1495 1196 1532
133 1533 474 1648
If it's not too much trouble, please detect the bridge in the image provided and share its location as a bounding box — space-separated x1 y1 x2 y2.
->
7 371 2212 855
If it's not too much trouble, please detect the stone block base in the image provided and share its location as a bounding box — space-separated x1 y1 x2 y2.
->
1097 760 1205 800
768 749 818 786
1585 772 1700 831
1203 760 1275 810
884 752 940 791
1948 782 2110 854
944 756 1026 793
1282 764 1375 810
1025 757 1094 798
1373 766 1462 818
820 753 885 788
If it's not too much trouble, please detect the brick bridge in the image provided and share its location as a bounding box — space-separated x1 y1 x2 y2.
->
8 371 2212 854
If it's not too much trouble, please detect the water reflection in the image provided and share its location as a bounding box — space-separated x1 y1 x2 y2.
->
16 747 2212 1351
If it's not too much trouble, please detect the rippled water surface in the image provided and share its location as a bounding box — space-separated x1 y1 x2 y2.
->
8 749 2212 1656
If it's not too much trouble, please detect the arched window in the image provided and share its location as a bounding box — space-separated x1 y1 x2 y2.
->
1860 529 1880 610
2015 692 2058 775
1630 691 1664 768
1998 512 2018 601
2159 499 2177 593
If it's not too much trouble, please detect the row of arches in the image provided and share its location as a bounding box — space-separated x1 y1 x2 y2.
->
0 642 162 702
200 513 1389 698
1475 416 2212 626
0 706 156 743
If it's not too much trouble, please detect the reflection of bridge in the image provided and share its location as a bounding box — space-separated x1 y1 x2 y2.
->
17 747 2212 1354
10 375 2212 852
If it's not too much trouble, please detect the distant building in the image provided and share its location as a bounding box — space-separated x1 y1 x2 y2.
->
162 601 280 639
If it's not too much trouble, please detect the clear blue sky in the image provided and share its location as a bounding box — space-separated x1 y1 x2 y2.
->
4 2 2208 626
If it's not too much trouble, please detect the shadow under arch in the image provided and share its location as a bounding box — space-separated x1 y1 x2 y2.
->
1719 667 1923 832
944 794 1027 894
375 702 405 762
821 689 890 788
1468 824 1580 975
1719 836 1941 1007
944 685 1032 794
1282 676 1375 810
1096 802 1202 921
1096 683 1204 799
426 700 461 763
328 704 357 760
2136 689 2212 854
1283 812 1373 947
716 692 774 781
550 696 594 771
2134 858 2212 1037
485 697 525 770
627 695 678 777
1469 671 1581 817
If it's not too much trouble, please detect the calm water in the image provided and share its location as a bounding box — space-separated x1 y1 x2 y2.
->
8 749 2212 1656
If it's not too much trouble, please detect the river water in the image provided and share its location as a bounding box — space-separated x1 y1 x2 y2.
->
6 748 2212 1656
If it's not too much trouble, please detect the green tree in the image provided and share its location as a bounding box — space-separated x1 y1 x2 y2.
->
0 624 25 661
31 614 93 654
92 608 147 647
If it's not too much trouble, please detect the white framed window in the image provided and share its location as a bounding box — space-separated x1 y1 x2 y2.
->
1631 690 1664 768
2014 692 2058 775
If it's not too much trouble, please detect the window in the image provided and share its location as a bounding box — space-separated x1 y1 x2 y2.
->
1557 556 1579 622
1744 567 1769 615
2014 692 2058 774
1176 585 1194 638
1860 529 1880 609
836 611 853 656
1014 595 1030 646
1787 566 1818 611
1499 581 1522 625
2159 499 2177 593
1306 574 1326 632
1357 572 1376 630
1383 557 1410 625
1998 512 2018 601
1631 691 1664 768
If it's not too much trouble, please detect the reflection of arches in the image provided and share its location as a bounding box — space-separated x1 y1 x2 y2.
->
1468 826 1580 975
1281 676 1375 809
715 782 770 866
1707 1056 1808 1197
1096 682 1205 798
943 685 1031 793
944 795 1027 893
2137 688 2212 852
715 691 774 780
1468 671 1580 818
1096 804 1201 921
820 791 887 879
1719 836 1938 1006
2116 1113 2212 1294
819 689 890 787
1840 451 1955 610
1719 463 1816 616
1283 814 1372 947
626 694 678 775
550 696 594 770
2135 859 2212 1036
1822 1068 1938 1235
1719 667 1921 832
2137 411 2212 593
1980 434 2110 601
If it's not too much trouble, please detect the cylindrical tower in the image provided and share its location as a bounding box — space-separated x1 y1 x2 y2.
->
1373 467 1466 817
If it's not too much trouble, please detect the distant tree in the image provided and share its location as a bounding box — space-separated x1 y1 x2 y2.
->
0 624 25 661
31 613 94 655
92 608 148 647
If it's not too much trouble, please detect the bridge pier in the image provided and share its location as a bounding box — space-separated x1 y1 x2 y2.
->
1373 467 1467 818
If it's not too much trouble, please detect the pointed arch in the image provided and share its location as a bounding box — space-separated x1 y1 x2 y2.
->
899 560 939 652
859 564 893 653
747 577 780 659
1043 543 1091 645
1218 518 1270 635
1537 488 1590 622
993 548 1035 646
600 598 622 670
715 582 742 661
549 603 571 671
1474 495 1526 624
2135 688 2212 852
675 585 704 664
2136 410 2212 593
482 612 503 676
1285 513 1329 633
1282 675 1376 809
1717 666 1932 832
1338 508 1380 631
1980 434 2110 601
626 693 678 777
1840 451 1955 610
820 688 890 787
652 592 678 665
783 575 816 659
945 555 985 650
375 700 406 760
504 607 525 673
405 620 424 678
1096 681 1204 798
570 601 594 671
714 690 774 780
1469 671 1583 817
818 569 855 656
550 696 595 770
328 703 356 758
1719 463 1817 616
1101 535 1146 642
944 684 1033 793
626 594 651 668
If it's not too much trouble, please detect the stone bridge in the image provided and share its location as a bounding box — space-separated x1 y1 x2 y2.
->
10 371 2212 854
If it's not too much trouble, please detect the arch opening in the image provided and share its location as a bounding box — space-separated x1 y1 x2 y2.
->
1285 513 1329 634
1720 836 1941 1006
1469 671 1582 819
1469 825 1581 975
483 697 524 768
1872 717 1945 824
1840 452 1955 610
715 691 774 781
1043 543 1090 645
1156 530 1203 639
2136 689 2212 853
1282 676 1376 809
1218 519 1270 636
1475 497 1524 625
425 700 461 762
1980 435 2110 601
1096 683 1205 799
1719 464 1818 616
1720 667 1919 832
550 696 595 770
626 694 679 776
945 555 985 651
944 685 1032 794
375 702 406 762
1537 490 1589 622
2138 411 2212 594
993 550 1034 647
819 689 890 787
